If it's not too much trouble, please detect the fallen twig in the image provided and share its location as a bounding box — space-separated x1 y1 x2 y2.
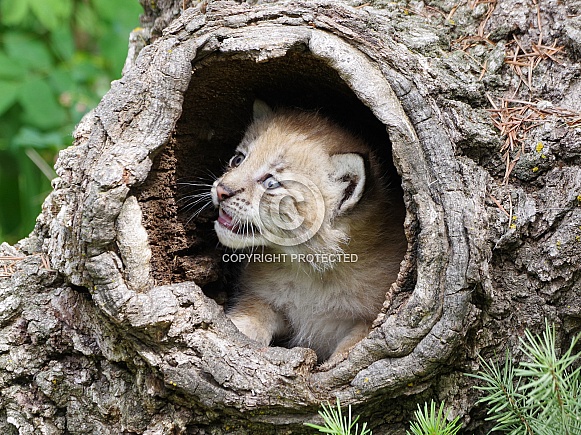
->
487 97 581 183
0 254 55 277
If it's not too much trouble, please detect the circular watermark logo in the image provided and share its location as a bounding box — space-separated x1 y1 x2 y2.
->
257 172 326 246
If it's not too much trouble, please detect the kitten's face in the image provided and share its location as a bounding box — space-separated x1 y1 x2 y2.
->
210 109 366 250
211 129 328 249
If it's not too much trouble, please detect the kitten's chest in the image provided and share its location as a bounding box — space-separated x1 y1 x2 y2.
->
241 264 372 318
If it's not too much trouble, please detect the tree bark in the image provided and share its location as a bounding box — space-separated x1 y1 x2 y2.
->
1 0 580 433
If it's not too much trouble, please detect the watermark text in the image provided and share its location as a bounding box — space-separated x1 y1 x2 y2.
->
222 253 358 263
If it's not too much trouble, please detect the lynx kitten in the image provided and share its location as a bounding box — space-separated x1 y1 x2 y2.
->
211 101 406 364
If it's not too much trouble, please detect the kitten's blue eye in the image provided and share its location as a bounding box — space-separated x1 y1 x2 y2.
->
262 176 280 190
229 153 245 168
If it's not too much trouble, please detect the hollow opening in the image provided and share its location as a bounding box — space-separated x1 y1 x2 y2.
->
134 48 410 313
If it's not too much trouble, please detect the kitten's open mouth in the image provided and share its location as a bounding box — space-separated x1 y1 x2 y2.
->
218 208 236 231
217 208 260 236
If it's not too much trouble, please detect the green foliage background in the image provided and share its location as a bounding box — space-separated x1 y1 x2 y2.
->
0 0 142 244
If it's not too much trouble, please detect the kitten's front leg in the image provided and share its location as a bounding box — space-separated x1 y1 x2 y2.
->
321 321 371 370
227 294 286 346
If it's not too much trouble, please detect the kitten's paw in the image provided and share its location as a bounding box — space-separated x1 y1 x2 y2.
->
319 323 369 370
228 314 272 346
318 348 350 371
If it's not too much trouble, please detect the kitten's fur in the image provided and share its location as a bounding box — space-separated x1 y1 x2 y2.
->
211 101 406 364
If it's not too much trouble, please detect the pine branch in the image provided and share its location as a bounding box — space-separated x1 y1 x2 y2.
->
407 400 462 435
470 321 581 435
470 351 535 434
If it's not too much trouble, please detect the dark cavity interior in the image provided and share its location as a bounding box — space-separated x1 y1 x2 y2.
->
133 48 406 304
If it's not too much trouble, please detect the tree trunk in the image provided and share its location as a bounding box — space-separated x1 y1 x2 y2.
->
1 0 580 433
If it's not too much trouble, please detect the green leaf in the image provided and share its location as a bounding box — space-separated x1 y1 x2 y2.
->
13 127 64 150
75 2 99 37
70 53 105 83
50 27 75 61
47 68 75 95
0 80 20 116
0 0 30 26
0 150 23 242
28 0 73 31
3 32 53 71
1 0 143 244
0 105 21 149
18 77 66 129
0 148 50 243
15 148 52 232
93 0 139 24
99 32 129 76
0 52 27 79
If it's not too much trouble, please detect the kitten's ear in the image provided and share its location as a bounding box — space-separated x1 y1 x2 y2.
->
253 99 273 121
330 153 366 215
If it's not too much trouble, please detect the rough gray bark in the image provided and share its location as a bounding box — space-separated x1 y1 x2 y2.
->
1 0 580 433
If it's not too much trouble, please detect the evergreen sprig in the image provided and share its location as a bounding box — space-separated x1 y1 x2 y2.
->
306 321 579 435
407 400 462 435
470 321 581 435
304 398 372 435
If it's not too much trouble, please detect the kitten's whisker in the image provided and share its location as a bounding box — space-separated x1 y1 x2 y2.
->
177 193 212 205
186 201 213 224
180 192 212 201
202 168 219 179
177 182 214 188
180 196 213 212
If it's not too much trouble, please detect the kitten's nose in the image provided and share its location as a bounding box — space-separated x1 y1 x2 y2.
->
216 184 233 202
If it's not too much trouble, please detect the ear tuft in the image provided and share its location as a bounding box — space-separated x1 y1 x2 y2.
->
253 99 273 121
330 153 366 215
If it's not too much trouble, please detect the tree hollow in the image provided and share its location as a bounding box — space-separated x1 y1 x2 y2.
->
42 0 491 423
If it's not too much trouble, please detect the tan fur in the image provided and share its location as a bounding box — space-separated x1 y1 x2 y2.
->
211 102 406 363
